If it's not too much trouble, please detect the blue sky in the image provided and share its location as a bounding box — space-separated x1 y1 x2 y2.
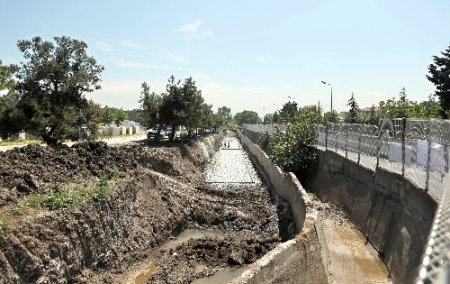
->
1 0 450 116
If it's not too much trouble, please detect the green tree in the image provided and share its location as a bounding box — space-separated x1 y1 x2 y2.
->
279 101 298 122
13 36 104 144
0 61 21 139
270 105 321 178
215 106 232 127
427 45 450 118
263 113 274 123
112 108 127 126
323 111 338 123
345 93 359 123
181 77 205 136
234 110 260 125
139 82 164 140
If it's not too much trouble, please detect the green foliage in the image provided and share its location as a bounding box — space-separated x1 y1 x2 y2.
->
0 219 10 237
125 109 145 126
13 36 104 145
323 111 338 123
140 76 215 140
215 106 232 129
234 110 261 125
257 132 272 154
23 174 112 210
279 101 298 122
270 105 321 176
100 106 127 126
427 45 450 118
379 88 441 119
345 93 359 123
263 113 274 123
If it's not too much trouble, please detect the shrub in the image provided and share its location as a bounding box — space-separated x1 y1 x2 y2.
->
270 106 321 177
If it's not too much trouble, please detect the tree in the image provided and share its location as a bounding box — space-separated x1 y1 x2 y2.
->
233 110 260 125
427 45 450 118
139 82 164 140
263 113 274 123
13 36 104 144
279 101 298 121
345 93 359 123
181 77 205 136
323 111 338 123
0 61 21 139
270 105 321 178
215 106 232 127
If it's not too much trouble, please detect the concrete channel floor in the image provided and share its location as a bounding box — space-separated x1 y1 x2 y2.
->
310 194 392 284
204 136 392 283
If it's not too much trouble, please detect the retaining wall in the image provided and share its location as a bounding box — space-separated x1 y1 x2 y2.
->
236 132 326 283
306 148 438 283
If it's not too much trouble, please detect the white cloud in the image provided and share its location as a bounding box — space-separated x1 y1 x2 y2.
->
113 58 172 70
119 40 146 50
249 56 271 63
163 49 189 63
95 41 113 52
180 20 214 39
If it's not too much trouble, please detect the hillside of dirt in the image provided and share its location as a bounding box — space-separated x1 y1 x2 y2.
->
0 135 288 284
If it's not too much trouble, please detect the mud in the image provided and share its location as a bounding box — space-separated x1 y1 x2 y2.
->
0 134 290 283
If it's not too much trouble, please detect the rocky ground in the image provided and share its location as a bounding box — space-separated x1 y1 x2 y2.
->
0 133 292 283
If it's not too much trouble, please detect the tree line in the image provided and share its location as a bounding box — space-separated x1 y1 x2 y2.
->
0 36 232 144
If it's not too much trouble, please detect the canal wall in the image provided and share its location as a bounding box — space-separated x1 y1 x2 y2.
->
237 132 326 283
305 148 437 283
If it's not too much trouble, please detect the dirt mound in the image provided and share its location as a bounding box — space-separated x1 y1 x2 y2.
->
0 141 208 207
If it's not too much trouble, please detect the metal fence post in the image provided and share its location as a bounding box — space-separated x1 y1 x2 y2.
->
358 124 362 165
345 124 349 158
376 122 382 171
425 135 431 192
401 118 406 177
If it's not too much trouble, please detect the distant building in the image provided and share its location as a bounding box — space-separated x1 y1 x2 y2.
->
359 106 379 118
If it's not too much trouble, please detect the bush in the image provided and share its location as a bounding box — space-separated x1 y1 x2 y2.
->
270 106 321 177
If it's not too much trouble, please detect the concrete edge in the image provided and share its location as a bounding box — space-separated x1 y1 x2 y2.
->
232 131 323 283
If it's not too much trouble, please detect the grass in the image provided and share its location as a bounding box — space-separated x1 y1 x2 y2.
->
22 174 115 211
0 220 10 238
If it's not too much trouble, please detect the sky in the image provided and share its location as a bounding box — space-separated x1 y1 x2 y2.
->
1 0 450 117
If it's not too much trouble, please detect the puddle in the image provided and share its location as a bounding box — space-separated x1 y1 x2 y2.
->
175 229 224 243
135 262 157 284
133 229 225 284
192 266 249 284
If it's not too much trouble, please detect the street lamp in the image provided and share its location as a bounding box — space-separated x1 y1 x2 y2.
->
321 81 333 114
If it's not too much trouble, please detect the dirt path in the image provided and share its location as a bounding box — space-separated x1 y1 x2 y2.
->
0 133 147 152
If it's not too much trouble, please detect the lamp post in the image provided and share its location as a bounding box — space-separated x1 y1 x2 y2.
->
321 81 333 114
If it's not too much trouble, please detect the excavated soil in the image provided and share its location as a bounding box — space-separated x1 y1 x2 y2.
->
0 136 289 284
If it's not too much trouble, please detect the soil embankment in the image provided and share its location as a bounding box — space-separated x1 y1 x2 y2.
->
0 134 288 283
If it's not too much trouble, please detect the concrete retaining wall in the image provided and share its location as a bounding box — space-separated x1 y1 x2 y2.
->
238 132 309 231
235 132 326 283
306 148 437 283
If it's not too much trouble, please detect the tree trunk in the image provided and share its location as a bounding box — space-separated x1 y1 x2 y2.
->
155 125 163 142
170 125 177 142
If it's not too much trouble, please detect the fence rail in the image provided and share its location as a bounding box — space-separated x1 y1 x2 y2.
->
242 119 450 283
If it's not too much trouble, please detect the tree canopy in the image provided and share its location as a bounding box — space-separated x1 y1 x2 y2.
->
233 110 260 125
427 45 450 118
345 93 359 123
140 76 215 141
12 36 104 144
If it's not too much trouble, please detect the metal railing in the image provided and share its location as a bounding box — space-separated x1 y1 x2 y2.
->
244 119 449 200
242 119 450 282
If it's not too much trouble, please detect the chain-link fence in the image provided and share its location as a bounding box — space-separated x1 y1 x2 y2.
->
315 119 449 200
242 119 450 282
243 120 449 199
